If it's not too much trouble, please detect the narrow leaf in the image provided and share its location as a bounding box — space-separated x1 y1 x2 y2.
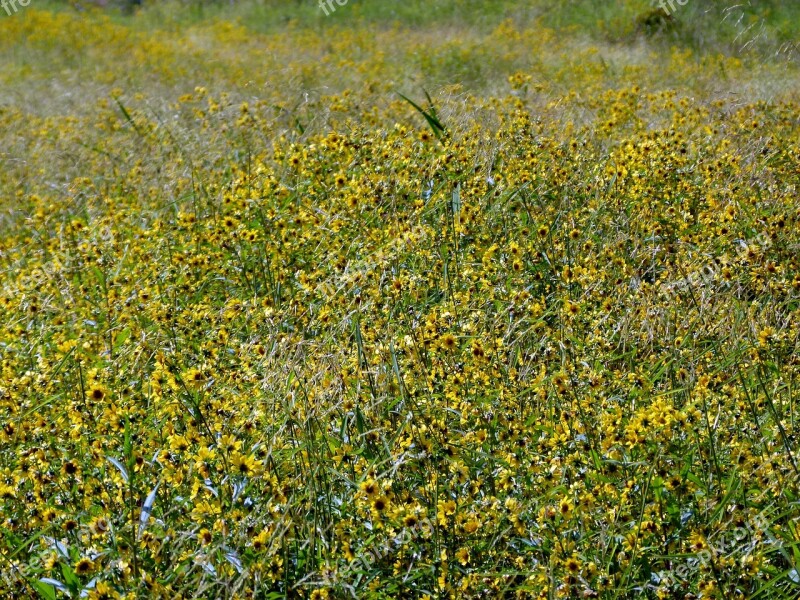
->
397 92 446 141
138 482 160 537
113 96 144 137
105 456 129 484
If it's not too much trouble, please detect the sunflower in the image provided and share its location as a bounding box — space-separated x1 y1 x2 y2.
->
439 333 457 352
371 495 389 513
198 528 213 545
62 460 80 477
88 582 120 600
87 384 107 402
252 529 270 552
230 452 261 477
74 557 94 575
564 555 581 574
359 478 379 498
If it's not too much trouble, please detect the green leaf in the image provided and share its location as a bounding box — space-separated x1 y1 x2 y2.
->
389 341 407 401
685 470 705 490
451 184 461 215
60 563 80 591
113 95 144 137
33 580 61 600
91 266 107 294
397 92 446 141
124 415 133 465
355 405 365 435
114 328 131 350
423 88 439 120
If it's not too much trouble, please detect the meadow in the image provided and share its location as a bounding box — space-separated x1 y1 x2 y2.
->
1 0 800 598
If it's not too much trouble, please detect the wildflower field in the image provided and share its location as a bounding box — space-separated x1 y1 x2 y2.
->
1 1 800 598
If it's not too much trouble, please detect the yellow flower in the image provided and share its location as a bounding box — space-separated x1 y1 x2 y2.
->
74 557 94 576
198 528 213 545
359 478 379 498
87 582 120 600
558 498 574 518
371 495 390 513
230 452 261 477
439 333 457 351
252 528 271 552
86 384 108 402
758 326 776 347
